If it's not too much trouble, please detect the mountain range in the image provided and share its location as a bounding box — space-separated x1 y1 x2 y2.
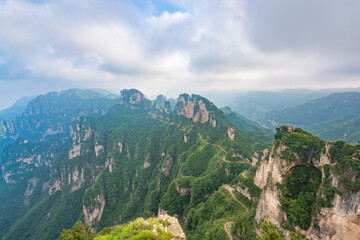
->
0 89 359 240
261 92 360 144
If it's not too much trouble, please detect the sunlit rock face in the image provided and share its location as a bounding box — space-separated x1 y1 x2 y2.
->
175 94 214 123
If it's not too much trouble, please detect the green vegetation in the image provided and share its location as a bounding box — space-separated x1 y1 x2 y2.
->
257 221 285 240
221 106 274 150
257 221 309 240
329 140 360 192
0 90 266 239
275 126 325 161
3 89 359 240
58 221 95 240
58 217 174 240
278 166 322 230
316 164 338 208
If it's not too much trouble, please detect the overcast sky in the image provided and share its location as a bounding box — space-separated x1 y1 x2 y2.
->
0 0 360 109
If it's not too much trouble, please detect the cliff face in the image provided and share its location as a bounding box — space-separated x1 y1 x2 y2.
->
0 89 118 148
49 116 106 196
83 190 106 230
175 94 214 123
305 191 360 240
119 89 150 110
0 120 15 138
1 138 66 184
254 127 360 240
254 145 287 227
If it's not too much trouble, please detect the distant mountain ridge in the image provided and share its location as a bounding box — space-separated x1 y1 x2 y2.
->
0 89 120 152
261 92 360 144
0 96 35 121
202 88 360 122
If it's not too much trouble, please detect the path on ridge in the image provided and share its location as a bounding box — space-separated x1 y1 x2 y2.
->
198 133 228 153
224 184 249 212
241 170 248 178
224 221 234 240
151 115 249 165
151 113 250 240
222 184 249 240
198 133 251 165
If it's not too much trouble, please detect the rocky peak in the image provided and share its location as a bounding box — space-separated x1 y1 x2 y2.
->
153 95 166 108
153 95 172 114
254 126 360 239
120 89 145 107
175 94 215 123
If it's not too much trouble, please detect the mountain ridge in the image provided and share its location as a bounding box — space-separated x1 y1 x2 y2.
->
261 92 360 144
0 88 359 240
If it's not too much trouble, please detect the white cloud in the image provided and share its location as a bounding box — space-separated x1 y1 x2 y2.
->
0 0 359 106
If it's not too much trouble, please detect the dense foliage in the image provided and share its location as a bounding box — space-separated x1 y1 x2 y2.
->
256 221 309 240
329 140 360 192
278 166 322 230
58 217 174 240
58 221 95 240
0 90 271 239
275 126 325 161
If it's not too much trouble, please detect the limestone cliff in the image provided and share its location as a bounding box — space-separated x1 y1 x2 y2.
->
254 127 360 240
83 189 106 230
120 89 150 110
175 94 214 123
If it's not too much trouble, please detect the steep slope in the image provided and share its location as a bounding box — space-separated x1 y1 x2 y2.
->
254 126 360 239
0 89 118 152
262 92 360 144
221 106 274 150
0 89 264 240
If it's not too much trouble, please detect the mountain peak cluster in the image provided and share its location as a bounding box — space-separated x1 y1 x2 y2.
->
0 88 359 240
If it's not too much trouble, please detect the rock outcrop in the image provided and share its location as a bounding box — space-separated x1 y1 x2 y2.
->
254 128 360 240
158 214 186 239
175 94 213 123
120 89 150 109
83 190 106 230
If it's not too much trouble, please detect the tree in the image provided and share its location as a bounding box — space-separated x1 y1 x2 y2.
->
290 229 309 240
257 221 285 240
57 221 95 240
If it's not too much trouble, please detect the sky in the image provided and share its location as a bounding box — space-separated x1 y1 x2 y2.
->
0 0 360 109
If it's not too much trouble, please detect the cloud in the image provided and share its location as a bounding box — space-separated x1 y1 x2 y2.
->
0 0 359 109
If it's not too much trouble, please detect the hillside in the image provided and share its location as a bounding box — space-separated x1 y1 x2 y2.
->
261 92 360 144
0 89 119 152
0 89 266 240
56 125 360 240
221 106 274 149
0 89 359 240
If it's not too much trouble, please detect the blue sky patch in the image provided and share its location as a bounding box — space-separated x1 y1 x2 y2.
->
133 0 184 16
